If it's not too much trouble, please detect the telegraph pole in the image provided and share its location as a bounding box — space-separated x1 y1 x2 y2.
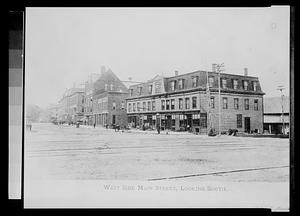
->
216 63 224 136
277 85 285 134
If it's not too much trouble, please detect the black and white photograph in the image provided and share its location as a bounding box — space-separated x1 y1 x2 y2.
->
23 7 291 210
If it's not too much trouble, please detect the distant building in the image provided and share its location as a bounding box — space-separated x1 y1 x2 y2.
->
263 96 289 134
92 68 128 127
57 87 85 124
126 67 264 134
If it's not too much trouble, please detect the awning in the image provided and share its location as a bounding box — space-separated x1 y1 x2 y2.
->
264 115 289 124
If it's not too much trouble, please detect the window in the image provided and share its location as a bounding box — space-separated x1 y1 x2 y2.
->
210 97 215 108
128 103 132 112
178 79 184 89
254 99 258 111
237 114 242 128
166 100 170 110
192 76 198 87
133 103 136 112
192 97 197 109
161 100 165 110
152 101 156 111
170 80 176 91
171 99 175 110
110 84 113 91
155 82 161 93
82 96 85 104
147 101 151 111
208 76 214 88
148 84 153 94
233 79 238 90
223 97 228 109
222 78 227 88
138 86 143 95
112 102 116 110
252 81 257 91
142 102 146 111
137 102 140 112
105 84 108 91
129 89 133 96
244 99 249 110
179 98 183 110
185 98 190 109
82 107 84 112
234 98 239 110
243 81 249 90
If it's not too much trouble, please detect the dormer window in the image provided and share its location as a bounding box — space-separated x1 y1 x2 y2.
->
222 78 227 89
233 79 238 90
148 84 153 94
105 84 108 91
138 86 143 95
170 80 176 91
178 79 184 90
129 89 133 96
208 76 214 88
252 81 257 91
243 81 249 90
192 76 198 87
110 84 113 90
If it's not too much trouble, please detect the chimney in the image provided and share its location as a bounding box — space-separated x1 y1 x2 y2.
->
244 67 248 76
212 64 217 72
175 70 179 76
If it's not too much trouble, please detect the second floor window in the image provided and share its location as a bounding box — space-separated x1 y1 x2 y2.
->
166 100 170 110
234 98 239 110
233 79 238 90
178 79 184 89
142 102 146 111
128 103 132 112
179 98 183 110
161 100 165 110
137 102 140 111
210 97 215 108
147 101 151 111
129 89 133 96
133 103 136 112
152 101 156 111
192 97 197 109
185 98 190 109
222 78 227 88
243 81 249 90
223 97 228 109
171 99 175 110
244 99 249 110
192 76 198 87
254 99 258 110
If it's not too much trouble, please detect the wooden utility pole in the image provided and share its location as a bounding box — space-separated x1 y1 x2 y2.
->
277 85 285 134
216 63 225 136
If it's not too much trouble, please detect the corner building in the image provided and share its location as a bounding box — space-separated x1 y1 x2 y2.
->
126 69 264 134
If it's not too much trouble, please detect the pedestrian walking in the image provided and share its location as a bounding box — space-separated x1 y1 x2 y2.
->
157 125 160 134
93 123 96 128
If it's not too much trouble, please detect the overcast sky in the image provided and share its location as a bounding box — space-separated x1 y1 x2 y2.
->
25 7 290 108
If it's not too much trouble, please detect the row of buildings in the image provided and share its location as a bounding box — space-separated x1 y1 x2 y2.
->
54 65 277 134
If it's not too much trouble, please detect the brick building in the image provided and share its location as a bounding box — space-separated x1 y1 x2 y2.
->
126 68 264 134
84 72 102 125
92 68 128 127
57 87 85 124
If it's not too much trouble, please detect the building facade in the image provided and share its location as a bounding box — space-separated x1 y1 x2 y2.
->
92 68 128 127
263 96 289 134
126 68 264 134
57 87 85 124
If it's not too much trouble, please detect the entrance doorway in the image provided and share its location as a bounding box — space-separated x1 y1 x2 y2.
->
244 117 250 133
112 115 116 124
166 115 172 130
